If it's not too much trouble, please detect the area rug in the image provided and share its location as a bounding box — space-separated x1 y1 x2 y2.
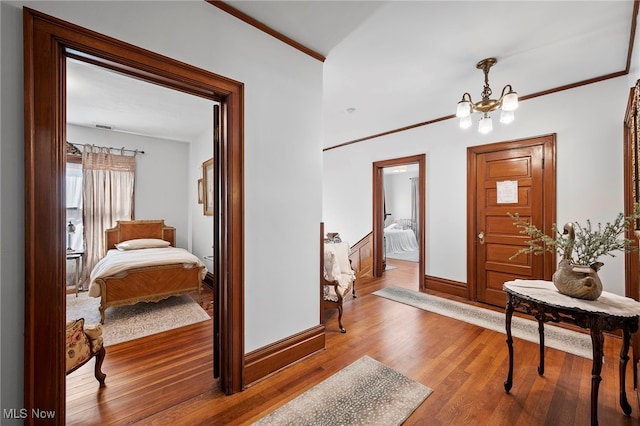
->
66 292 210 346
253 355 432 425
373 286 593 359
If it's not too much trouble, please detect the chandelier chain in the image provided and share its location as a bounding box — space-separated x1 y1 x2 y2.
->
481 66 493 101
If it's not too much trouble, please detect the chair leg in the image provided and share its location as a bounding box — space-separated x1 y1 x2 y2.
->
337 301 346 333
352 281 357 298
94 346 107 386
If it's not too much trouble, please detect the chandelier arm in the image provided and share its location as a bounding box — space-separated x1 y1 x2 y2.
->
460 92 473 103
499 84 514 100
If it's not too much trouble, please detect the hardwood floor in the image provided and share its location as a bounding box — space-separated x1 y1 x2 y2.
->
66 259 640 425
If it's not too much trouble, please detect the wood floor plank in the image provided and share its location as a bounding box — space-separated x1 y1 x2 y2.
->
66 259 640 425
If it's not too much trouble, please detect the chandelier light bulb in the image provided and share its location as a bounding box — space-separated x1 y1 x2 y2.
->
459 115 472 129
500 109 514 124
456 99 471 118
478 114 493 134
501 90 519 111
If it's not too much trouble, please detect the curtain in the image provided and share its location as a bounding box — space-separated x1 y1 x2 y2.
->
410 177 419 238
81 146 136 284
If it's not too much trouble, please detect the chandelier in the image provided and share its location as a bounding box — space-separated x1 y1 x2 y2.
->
455 57 518 134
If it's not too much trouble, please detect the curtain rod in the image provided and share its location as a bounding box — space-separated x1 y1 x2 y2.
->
67 141 145 155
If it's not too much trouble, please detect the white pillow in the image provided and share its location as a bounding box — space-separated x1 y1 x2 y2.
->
115 238 170 251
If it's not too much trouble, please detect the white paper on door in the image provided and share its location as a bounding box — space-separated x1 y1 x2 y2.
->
496 180 518 204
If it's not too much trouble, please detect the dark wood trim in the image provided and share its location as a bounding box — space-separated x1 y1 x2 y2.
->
206 0 325 63
520 71 628 102
325 115 452 152
424 275 468 299
244 326 325 386
218 66 245 396
372 155 426 289
24 8 245 423
622 81 640 391
624 85 638 301
66 154 82 164
626 1 639 73
350 231 372 249
320 222 325 329
466 135 556 302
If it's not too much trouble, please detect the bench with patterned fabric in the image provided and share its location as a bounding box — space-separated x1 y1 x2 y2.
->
66 318 106 385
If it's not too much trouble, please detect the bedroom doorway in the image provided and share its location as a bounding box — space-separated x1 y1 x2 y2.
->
64 55 218 349
24 8 244 421
372 154 425 289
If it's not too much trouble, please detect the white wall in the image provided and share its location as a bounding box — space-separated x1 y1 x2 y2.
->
384 170 418 222
189 122 215 265
0 2 25 418
67 125 191 248
1 1 323 415
324 77 630 295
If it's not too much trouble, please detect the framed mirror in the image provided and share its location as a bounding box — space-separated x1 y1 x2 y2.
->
203 157 214 215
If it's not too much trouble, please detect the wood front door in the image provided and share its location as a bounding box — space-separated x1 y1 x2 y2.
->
468 135 556 307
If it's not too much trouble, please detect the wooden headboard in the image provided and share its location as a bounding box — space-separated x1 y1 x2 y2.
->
104 220 176 252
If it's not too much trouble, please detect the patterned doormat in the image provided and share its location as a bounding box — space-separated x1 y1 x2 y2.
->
253 356 432 425
374 286 592 359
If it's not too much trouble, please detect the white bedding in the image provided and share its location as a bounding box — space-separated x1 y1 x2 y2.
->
384 228 419 254
88 247 207 297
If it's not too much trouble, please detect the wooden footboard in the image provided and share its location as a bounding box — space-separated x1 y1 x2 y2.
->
96 263 204 323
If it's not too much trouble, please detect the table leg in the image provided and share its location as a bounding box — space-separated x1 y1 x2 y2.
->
619 328 632 416
504 295 515 393
589 327 604 426
537 316 545 376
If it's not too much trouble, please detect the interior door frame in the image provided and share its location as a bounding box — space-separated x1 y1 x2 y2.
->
622 81 640 389
372 154 426 288
467 135 556 301
23 8 244 423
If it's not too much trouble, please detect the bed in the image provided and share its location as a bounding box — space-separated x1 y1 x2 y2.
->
88 220 207 323
384 222 419 254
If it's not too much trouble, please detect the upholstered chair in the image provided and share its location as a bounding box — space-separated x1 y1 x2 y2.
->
65 318 106 386
322 240 356 333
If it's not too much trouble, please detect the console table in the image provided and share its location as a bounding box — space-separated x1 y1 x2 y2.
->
503 280 640 426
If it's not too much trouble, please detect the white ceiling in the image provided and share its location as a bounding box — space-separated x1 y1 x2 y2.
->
66 1 636 148
66 58 215 143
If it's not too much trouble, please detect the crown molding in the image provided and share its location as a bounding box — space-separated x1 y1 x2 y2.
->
207 0 325 62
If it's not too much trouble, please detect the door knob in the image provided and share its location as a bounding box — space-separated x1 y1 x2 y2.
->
478 231 485 245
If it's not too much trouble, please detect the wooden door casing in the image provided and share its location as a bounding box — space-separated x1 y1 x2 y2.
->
24 8 245 423
468 135 556 307
622 81 640 394
372 155 426 289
